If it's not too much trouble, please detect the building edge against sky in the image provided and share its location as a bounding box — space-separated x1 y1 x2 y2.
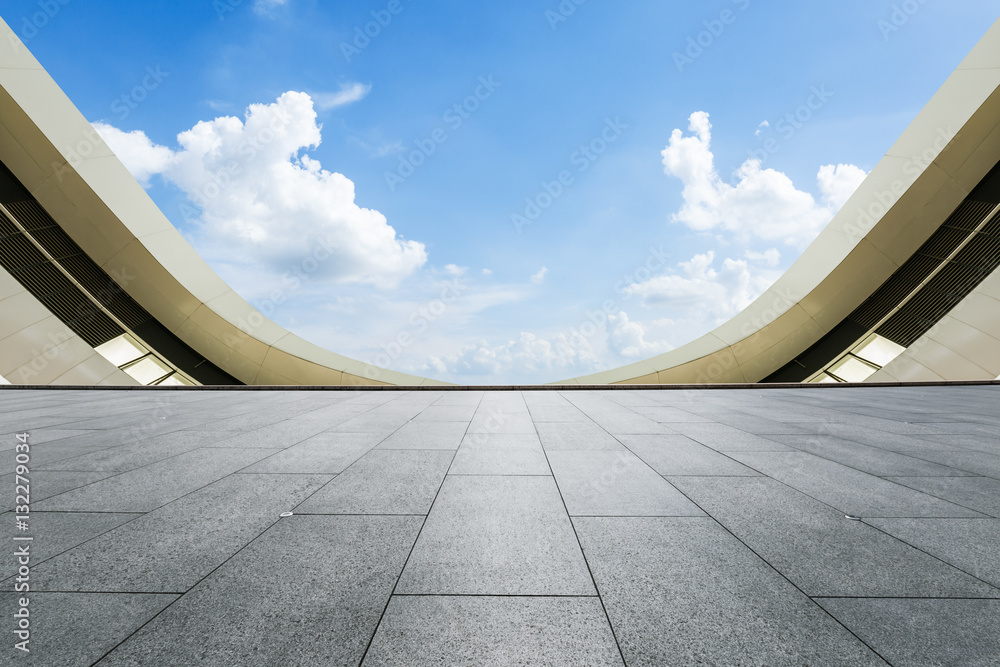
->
1 17 1000 387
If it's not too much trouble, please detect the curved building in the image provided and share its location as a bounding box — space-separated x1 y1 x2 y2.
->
2 17 1000 387
0 16 444 387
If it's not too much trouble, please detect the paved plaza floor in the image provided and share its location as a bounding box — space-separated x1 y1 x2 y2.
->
1 385 999 666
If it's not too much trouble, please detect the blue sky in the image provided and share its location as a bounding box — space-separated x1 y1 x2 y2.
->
5 0 998 383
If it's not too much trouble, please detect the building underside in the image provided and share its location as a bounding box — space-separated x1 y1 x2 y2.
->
2 18 1000 386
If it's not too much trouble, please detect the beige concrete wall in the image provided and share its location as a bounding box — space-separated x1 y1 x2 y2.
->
0 266 138 385
871 267 1000 382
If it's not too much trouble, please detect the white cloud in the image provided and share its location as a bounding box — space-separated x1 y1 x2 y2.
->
661 111 866 248
313 83 372 110
482 268 493 276
94 91 426 289
530 267 548 285
606 311 673 359
755 120 769 137
417 332 601 379
444 264 467 276
93 123 173 186
624 250 781 323
817 163 867 210
744 248 781 266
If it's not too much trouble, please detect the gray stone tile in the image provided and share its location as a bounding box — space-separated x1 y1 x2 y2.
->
397 476 594 595
295 450 452 515
33 474 331 592
886 476 1000 517
34 448 277 512
45 412 166 431
468 412 536 434
670 422 792 451
0 512 138 581
206 419 332 448
413 405 477 421
522 392 572 407
242 432 380 473
185 410 291 432
528 405 589 422
731 452 986 518
711 413 808 434
902 448 1000 479
450 433 550 476
768 434 973 477
584 413 670 435
377 421 468 450
0 428 93 448
363 596 623 666
628 406 710 422
817 598 1000 667
547 451 704 516
330 412 413 434
96 515 421 667
671 477 998 597
36 431 228 472
1 592 177 666
15 443 112 467
912 433 1000 454
431 391 484 406
2 471 116 511
620 434 759 476
865 518 1000 589
290 402 373 421
535 422 624 451
575 517 885 666
785 423 947 453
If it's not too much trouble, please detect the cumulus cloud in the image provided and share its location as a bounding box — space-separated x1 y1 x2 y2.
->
93 91 426 288
817 163 868 210
606 311 673 359
530 267 548 285
624 250 782 323
93 123 173 186
662 111 866 248
313 82 372 110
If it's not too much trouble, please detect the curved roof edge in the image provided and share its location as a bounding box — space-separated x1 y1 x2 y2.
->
0 17 446 386
557 18 1000 385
